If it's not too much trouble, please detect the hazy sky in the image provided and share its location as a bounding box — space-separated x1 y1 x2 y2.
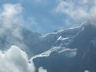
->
0 0 96 34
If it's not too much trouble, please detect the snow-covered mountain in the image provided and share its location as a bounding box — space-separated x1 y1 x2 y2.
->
0 23 80 57
0 21 96 72
33 22 96 72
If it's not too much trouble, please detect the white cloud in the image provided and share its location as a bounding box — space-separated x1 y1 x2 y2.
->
2 4 23 18
0 45 49 72
0 3 38 54
84 70 90 72
0 45 35 72
0 3 23 40
54 0 96 21
54 0 88 20
0 3 37 40
39 67 47 72
0 3 23 28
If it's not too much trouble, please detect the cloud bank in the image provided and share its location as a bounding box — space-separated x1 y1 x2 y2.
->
54 0 96 20
0 3 23 39
0 3 38 50
0 45 35 72
0 3 37 38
